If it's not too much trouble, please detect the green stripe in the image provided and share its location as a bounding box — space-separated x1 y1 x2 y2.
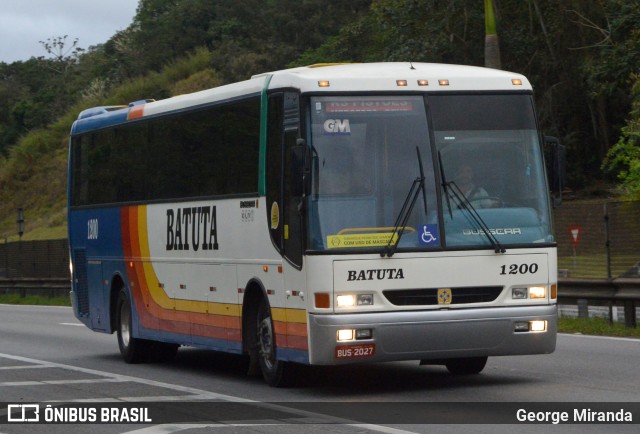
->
258 74 274 196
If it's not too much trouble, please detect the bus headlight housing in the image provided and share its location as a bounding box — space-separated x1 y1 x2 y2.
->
514 320 547 333
529 286 546 299
512 286 547 299
336 294 374 308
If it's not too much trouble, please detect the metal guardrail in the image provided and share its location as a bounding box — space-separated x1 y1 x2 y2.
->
558 277 639 328
0 278 71 298
1 277 637 328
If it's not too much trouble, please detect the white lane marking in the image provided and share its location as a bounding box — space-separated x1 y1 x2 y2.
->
0 364 53 370
0 352 418 434
559 333 640 343
0 352 252 402
125 424 285 433
60 322 85 326
125 424 416 434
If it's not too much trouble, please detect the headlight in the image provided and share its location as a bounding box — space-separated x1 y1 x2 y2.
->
336 294 374 308
336 295 355 308
529 286 546 299
512 286 547 299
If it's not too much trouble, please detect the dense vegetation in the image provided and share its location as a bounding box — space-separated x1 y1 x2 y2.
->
1 0 639 240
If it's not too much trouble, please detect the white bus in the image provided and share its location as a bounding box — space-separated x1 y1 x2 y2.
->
68 63 558 386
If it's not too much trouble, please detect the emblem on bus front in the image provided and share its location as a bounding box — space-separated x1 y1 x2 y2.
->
437 288 452 305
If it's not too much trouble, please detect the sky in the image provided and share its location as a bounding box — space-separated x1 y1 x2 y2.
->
0 0 139 63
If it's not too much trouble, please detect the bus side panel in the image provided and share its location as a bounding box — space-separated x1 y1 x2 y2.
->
69 207 125 331
71 201 312 362
121 204 243 353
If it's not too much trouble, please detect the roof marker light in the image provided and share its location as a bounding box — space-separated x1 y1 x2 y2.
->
512 79 523 86
318 80 330 87
396 80 408 87
438 79 450 86
417 79 429 86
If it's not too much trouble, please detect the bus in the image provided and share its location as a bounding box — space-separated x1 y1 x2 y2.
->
68 62 558 386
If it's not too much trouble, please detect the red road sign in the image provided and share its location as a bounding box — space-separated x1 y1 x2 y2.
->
569 225 581 247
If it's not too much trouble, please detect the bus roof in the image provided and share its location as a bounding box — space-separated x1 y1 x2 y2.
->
71 62 531 135
262 62 531 92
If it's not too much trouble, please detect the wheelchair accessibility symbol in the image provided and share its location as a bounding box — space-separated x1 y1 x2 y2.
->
419 224 439 246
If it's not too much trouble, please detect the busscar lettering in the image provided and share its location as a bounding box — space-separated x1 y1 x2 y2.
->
166 206 218 251
463 228 522 236
347 268 405 281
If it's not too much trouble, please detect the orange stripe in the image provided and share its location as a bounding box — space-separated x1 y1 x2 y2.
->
127 104 145 120
120 205 308 350
276 333 309 351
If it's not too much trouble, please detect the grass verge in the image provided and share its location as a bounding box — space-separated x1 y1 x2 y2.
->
0 294 71 307
558 316 640 339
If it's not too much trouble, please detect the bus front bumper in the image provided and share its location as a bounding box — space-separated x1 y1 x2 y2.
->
307 305 557 365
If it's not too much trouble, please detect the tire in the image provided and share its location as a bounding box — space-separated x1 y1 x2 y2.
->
255 299 292 387
116 289 179 363
445 356 488 375
116 289 150 363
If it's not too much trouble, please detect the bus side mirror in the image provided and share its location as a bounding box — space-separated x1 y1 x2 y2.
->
544 136 566 207
290 139 310 198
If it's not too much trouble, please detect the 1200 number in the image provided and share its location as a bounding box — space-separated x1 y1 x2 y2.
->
500 263 539 275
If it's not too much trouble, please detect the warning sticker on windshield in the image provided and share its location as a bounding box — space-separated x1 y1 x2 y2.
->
327 233 398 249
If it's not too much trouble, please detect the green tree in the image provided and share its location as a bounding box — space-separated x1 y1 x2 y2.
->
484 0 501 69
602 74 640 198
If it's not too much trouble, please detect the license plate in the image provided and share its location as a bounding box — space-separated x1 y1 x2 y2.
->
335 343 375 359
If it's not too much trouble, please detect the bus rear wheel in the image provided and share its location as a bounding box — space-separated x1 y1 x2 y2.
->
255 299 292 387
445 356 488 375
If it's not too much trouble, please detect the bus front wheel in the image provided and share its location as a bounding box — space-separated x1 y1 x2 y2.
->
255 299 292 387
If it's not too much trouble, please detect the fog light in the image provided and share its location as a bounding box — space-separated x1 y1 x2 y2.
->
337 295 355 307
530 320 547 332
514 321 529 332
512 288 527 299
529 286 546 299
355 329 372 340
337 329 355 341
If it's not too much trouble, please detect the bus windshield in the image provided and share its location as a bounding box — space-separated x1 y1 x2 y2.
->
307 95 438 252
306 94 554 252
432 94 553 248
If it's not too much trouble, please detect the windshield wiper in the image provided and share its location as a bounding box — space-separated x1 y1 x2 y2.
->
381 147 428 258
438 151 453 219
437 151 505 254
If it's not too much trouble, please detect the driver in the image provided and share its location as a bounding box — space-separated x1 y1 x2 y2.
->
454 164 492 207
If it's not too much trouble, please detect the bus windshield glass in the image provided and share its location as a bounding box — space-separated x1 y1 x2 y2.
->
431 94 553 248
307 96 439 252
306 93 553 252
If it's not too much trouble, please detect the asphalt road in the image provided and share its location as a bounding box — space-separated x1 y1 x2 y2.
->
0 304 638 434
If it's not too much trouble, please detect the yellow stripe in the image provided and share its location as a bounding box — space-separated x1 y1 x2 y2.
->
135 206 307 325
272 308 307 324
173 299 241 317
137 205 175 310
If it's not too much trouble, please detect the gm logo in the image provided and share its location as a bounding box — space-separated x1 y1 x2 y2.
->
323 119 351 135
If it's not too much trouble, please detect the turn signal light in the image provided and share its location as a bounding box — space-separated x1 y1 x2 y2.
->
315 293 330 308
